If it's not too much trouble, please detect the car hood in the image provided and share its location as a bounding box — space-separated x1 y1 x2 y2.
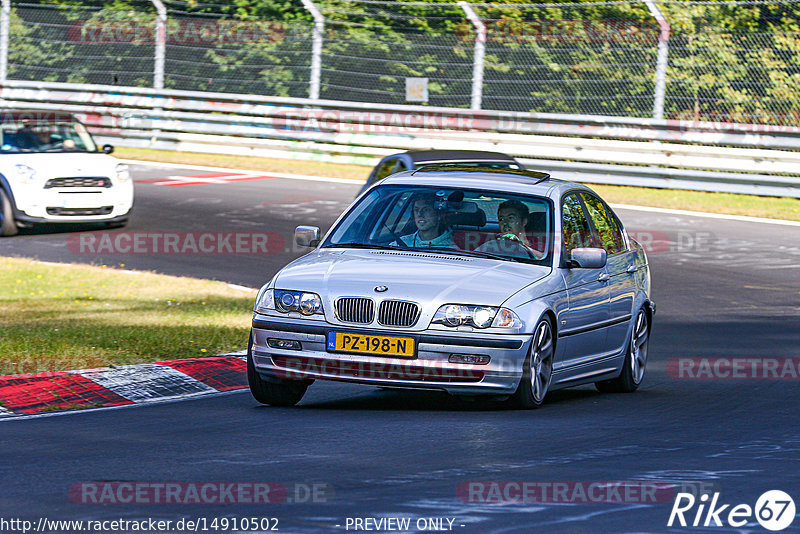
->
0 153 119 179
274 249 551 310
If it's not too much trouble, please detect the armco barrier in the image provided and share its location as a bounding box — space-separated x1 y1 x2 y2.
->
1 80 798 197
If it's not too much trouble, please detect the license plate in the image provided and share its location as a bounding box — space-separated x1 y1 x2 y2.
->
327 332 415 357
60 194 102 208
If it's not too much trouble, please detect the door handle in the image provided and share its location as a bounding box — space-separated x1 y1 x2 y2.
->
598 273 610 282
626 265 637 273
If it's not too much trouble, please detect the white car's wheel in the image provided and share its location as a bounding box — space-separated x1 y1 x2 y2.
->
596 307 649 393
509 316 554 409
0 189 18 237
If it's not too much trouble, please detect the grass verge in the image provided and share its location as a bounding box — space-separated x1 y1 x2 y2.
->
118 147 800 222
0 257 256 376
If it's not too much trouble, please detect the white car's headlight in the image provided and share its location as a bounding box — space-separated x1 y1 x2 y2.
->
115 163 130 183
257 288 323 316
14 164 37 183
432 304 521 329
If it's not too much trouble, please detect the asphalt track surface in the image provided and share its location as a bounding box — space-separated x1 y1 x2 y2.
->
2 162 799 533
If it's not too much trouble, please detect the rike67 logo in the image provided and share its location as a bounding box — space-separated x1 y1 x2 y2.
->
668 490 796 531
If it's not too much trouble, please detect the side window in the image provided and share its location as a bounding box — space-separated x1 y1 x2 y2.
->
581 193 625 255
372 158 398 184
561 193 594 256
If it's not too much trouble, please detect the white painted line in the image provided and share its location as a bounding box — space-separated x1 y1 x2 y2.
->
74 364 214 403
217 350 248 357
227 283 258 293
610 203 800 227
121 159 365 185
126 159 800 227
0 406 16 417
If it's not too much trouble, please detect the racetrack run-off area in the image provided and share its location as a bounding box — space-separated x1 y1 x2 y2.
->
1 161 798 533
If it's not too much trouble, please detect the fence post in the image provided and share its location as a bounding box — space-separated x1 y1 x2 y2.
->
151 0 167 89
0 0 10 83
301 0 324 100
459 1 485 110
644 0 670 120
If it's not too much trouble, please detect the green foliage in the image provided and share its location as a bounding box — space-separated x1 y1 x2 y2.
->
6 0 800 124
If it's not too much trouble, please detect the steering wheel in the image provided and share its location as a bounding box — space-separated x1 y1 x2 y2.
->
498 234 543 260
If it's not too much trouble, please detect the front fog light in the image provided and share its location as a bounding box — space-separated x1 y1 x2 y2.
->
449 354 491 365
268 339 301 350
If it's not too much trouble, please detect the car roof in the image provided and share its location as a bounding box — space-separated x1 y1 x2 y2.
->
403 150 519 164
380 167 593 199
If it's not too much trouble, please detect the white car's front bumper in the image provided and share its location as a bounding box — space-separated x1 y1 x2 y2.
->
12 180 133 223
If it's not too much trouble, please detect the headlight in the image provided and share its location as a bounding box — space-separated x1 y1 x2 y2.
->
433 304 519 329
255 287 275 313
271 289 323 316
115 163 130 183
14 164 36 183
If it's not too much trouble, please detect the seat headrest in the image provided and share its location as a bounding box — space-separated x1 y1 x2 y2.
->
526 211 547 233
449 208 486 228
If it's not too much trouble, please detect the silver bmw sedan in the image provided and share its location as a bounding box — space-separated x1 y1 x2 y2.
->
249 167 654 409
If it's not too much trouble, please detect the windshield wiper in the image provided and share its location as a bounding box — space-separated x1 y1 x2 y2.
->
323 243 407 251
420 247 525 262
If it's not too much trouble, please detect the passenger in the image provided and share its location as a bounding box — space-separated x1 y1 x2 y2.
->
476 199 544 259
395 194 455 248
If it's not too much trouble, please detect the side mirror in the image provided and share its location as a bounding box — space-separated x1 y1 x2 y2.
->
295 226 320 247
102 144 114 154
569 248 607 269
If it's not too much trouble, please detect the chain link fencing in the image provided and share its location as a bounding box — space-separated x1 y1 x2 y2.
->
3 0 799 126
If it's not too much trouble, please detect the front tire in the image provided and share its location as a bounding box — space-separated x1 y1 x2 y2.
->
247 333 308 407
508 316 554 409
596 307 650 393
0 189 18 237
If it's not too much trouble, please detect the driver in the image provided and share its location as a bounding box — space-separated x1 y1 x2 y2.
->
395 193 455 248
476 199 544 259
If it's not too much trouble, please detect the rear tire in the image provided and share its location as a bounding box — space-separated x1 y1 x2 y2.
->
247 332 308 406
508 316 554 409
595 307 649 393
0 189 18 237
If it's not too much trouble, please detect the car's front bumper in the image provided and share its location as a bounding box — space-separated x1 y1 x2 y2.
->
250 315 532 395
10 181 134 224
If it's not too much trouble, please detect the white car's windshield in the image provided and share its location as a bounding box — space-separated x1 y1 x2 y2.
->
0 121 98 153
323 184 553 265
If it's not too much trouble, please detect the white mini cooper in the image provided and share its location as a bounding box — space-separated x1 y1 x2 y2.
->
0 110 133 236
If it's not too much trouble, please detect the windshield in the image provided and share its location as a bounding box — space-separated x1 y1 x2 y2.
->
0 121 98 153
323 184 553 265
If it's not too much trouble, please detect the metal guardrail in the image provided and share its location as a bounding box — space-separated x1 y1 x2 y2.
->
1 80 798 198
